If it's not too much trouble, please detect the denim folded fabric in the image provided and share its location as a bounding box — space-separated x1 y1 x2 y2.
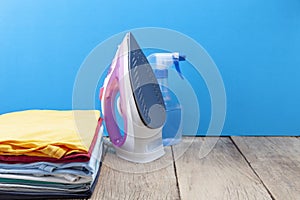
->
0 163 101 199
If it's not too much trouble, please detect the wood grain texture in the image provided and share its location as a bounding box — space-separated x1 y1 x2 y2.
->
232 137 300 200
173 137 272 200
90 145 179 200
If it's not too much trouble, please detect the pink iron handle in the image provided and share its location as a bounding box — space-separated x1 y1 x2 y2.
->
103 67 127 147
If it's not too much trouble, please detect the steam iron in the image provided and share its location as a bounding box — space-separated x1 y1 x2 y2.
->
101 33 166 163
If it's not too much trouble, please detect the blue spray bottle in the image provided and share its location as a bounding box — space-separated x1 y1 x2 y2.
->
147 52 185 146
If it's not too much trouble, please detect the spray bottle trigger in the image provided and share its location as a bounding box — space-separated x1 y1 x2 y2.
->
173 55 186 79
174 61 183 79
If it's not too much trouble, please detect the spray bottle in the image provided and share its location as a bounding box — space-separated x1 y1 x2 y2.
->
147 52 185 146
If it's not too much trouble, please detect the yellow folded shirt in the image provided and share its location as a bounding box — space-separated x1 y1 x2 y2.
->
0 110 100 159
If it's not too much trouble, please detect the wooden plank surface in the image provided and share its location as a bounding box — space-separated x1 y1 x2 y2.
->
232 137 300 200
90 144 179 200
172 137 272 200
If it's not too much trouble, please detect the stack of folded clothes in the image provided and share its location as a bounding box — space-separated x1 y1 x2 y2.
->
0 110 103 199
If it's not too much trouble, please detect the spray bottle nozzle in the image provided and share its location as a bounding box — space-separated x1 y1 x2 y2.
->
178 55 186 61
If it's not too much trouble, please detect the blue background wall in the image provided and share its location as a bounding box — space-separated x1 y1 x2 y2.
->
0 0 299 135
